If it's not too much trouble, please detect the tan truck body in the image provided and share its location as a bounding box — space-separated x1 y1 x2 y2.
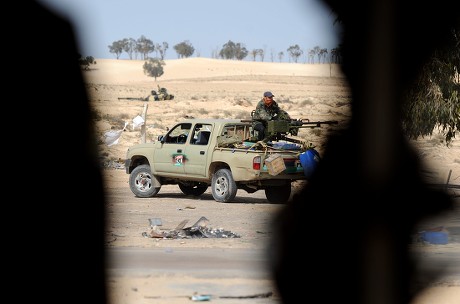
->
125 118 313 203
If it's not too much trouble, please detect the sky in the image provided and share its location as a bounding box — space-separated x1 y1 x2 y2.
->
37 0 342 62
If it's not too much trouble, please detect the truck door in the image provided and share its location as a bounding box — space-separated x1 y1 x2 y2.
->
153 122 192 175
184 123 213 177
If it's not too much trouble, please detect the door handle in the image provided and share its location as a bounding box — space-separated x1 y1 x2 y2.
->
200 151 205 155
177 149 182 153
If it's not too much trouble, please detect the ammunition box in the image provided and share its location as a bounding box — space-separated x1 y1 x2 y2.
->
267 120 290 134
264 154 286 175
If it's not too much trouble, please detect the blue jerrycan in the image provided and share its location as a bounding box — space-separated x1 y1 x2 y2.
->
299 148 320 178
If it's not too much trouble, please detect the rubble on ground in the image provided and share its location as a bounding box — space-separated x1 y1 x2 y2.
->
142 216 241 239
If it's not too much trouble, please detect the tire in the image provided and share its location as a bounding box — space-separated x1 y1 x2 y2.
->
129 164 161 198
265 183 291 203
211 168 237 203
178 183 208 196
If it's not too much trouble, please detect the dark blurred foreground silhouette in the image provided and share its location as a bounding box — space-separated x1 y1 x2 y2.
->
13 1 107 303
271 1 459 303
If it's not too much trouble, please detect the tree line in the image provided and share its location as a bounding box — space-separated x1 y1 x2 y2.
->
107 36 342 64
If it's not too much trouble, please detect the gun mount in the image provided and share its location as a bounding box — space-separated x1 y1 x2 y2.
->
266 119 338 142
244 118 339 144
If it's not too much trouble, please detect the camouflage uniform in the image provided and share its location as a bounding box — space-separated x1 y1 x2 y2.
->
252 99 291 140
253 99 280 120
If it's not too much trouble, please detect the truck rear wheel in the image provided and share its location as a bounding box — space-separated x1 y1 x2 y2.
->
265 183 291 203
129 164 161 198
211 168 237 203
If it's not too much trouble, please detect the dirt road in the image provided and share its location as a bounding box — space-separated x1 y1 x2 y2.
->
103 168 289 303
103 168 295 250
103 168 460 304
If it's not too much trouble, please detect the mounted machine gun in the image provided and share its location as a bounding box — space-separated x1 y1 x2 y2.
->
118 85 175 101
118 97 147 101
243 114 338 144
264 118 338 143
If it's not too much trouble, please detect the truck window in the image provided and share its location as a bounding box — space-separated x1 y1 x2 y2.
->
191 124 213 145
222 124 251 141
164 123 192 144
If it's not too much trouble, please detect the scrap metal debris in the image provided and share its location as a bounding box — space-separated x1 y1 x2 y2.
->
145 291 274 301
142 216 241 239
219 291 273 299
148 218 162 226
191 294 212 301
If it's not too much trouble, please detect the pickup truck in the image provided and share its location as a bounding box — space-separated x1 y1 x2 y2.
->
125 118 319 203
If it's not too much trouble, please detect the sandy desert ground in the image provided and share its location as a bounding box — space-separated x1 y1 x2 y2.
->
85 58 460 304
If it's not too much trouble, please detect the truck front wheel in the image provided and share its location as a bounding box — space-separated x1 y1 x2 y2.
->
211 168 237 203
129 164 161 198
265 183 291 203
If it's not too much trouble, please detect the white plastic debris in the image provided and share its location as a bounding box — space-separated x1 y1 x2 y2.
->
104 130 122 146
132 115 145 129
104 122 128 146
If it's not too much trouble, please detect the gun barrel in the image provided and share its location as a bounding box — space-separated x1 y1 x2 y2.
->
118 97 145 101
300 120 338 127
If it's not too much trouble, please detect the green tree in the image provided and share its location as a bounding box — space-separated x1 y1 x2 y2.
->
137 35 155 60
287 44 303 63
257 49 264 62
327 9 458 145
234 43 248 61
219 40 236 59
250 48 263 61
312 46 321 63
250 49 258 61
219 40 248 60
155 42 169 60
173 40 195 58
307 49 315 63
78 55 96 70
330 46 343 64
108 40 125 59
123 38 137 60
401 28 460 145
319 48 328 63
278 51 284 62
143 58 165 81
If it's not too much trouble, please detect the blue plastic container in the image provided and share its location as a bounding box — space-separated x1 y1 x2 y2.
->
299 149 320 178
420 231 449 244
272 142 301 150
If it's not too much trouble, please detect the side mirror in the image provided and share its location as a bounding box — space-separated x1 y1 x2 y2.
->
158 135 164 143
